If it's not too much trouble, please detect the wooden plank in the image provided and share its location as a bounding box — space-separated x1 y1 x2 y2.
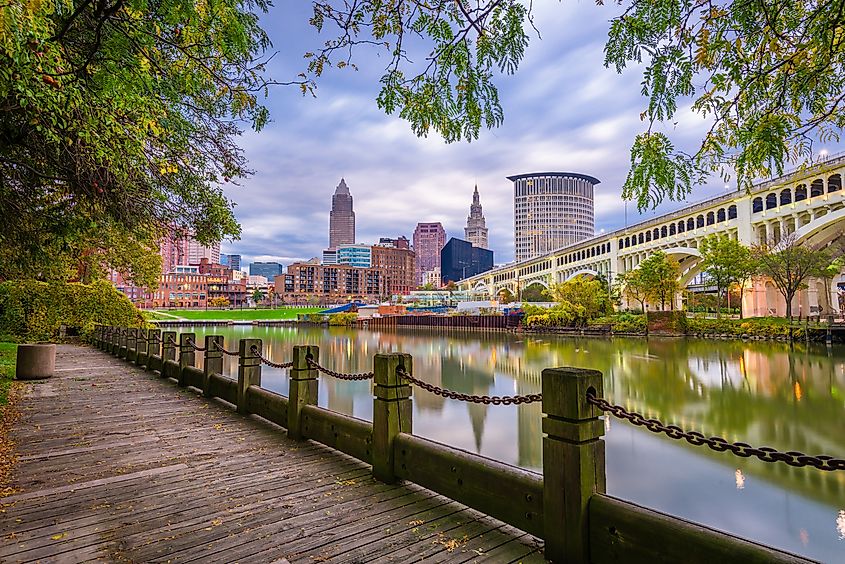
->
246 385 288 428
301 404 373 464
589 494 813 564
207 372 237 404
394 433 543 537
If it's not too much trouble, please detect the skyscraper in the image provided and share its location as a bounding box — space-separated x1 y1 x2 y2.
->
509 172 598 262
329 178 355 248
413 222 447 286
464 185 489 249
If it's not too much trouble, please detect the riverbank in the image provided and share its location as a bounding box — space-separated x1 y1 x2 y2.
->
143 307 323 322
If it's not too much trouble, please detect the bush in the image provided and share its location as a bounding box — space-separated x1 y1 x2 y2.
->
302 313 327 323
523 302 586 327
328 312 357 326
588 313 647 333
0 279 145 342
686 316 804 338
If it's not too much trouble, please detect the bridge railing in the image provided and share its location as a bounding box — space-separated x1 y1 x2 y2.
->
93 325 816 563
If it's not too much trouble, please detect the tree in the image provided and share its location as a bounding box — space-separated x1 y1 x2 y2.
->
209 297 230 308
699 236 756 318
1 0 271 282
620 269 649 313
545 277 612 321
636 251 681 311
819 257 845 314
497 288 515 304
754 235 830 318
252 288 265 305
520 283 546 302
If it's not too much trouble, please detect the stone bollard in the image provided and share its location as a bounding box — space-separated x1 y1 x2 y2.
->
16 343 56 380
203 335 224 397
178 332 196 387
237 339 262 415
147 329 161 373
542 367 606 564
372 353 413 484
288 345 319 440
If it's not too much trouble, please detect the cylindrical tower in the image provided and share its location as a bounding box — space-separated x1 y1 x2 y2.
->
508 172 598 262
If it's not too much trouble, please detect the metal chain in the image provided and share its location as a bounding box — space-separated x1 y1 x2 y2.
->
306 358 374 381
587 392 845 472
211 341 239 356
166 335 178 346
397 368 543 405
185 338 206 352
250 345 294 369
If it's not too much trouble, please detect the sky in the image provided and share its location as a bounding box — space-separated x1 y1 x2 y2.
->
219 1 821 270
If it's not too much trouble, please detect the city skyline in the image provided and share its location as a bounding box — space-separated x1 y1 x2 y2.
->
218 1 760 269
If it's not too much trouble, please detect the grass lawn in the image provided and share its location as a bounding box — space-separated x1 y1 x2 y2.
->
0 342 17 405
144 307 324 321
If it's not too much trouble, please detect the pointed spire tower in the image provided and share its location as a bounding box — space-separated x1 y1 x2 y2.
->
329 178 355 248
464 185 489 249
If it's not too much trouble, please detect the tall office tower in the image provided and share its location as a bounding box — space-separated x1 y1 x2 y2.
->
413 222 447 286
509 172 598 262
329 178 356 248
228 254 241 271
464 185 489 249
182 238 221 265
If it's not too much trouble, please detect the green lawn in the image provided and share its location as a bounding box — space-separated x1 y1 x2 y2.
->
0 342 17 405
144 307 324 321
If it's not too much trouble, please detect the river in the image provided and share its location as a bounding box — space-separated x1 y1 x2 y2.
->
171 324 845 562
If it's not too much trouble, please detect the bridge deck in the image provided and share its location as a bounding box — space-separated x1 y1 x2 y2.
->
0 345 544 563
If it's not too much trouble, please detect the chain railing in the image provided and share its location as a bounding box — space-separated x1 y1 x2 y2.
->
166 335 179 346
185 338 206 352
306 358 374 381
397 368 543 405
211 340 239 356
250 345 294 369
587 391 845 472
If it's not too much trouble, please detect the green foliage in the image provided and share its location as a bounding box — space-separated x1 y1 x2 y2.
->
622 251 681 311
327 312 358 326
0 280 144 342
687 317 806 339
546 278 613 320
604 0 845 209
251 289 265 304
699 235 757 317
303 313 328 323
0 0 268 282
522 302 586 328
0 341 15 405
588 313 647 333
519 283 547 302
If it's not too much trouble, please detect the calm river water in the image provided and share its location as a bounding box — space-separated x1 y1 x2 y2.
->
173 324 845 562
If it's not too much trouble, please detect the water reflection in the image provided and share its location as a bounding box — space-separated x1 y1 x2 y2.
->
175 325 845 562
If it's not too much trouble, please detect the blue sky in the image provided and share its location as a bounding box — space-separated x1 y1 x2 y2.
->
219 2 818 269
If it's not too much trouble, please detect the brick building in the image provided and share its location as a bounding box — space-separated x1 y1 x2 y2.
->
151 266 208 308
413 222 446 287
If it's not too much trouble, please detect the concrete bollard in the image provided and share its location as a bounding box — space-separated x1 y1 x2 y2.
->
16 344 56 380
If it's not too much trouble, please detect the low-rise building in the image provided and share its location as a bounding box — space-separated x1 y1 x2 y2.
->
151 266 208 308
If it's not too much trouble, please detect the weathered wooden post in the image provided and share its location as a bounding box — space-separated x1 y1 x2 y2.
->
126 328 138 362
113 327 121 355
237 339 262 415
136 328 148 367
118 328 129 359
178 332 196 387
147 329 161 373
162 331 177 378
203 335 224 397
542 367 606 564
288 345 319 440
372 353 413 484
107 327 115 354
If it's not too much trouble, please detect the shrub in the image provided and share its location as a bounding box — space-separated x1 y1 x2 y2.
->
0 279 145 342
523 302 586 327
328 312 357 326
588 313 647 333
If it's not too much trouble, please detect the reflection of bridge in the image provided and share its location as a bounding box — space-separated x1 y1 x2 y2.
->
460 156 845 315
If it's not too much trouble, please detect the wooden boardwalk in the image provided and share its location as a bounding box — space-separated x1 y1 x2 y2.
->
0 345 544 563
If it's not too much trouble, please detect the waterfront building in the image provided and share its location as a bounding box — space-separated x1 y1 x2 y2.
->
464 185 489 249
197 258 247 306
279 262 383 305
423 268 441 288
337 244 372 268
250 261 283 279
371 245 416 296
151 266 208 308
440 237 494 284
509 172 598 262
329 178 356 248
413 222 447 286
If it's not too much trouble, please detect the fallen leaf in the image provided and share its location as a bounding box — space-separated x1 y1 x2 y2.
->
51 533 66 541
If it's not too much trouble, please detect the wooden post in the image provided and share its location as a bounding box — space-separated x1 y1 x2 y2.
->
162 330 177 374
288 345 319 440
147 329 161 372
203 335 224 397
372 353 413 484
136 328 148 367
542 367 606 564
114 327 122 355
107 327 115 353
126 328 138 362
178 332 196 387
237 338 262 415
119 327 129 358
